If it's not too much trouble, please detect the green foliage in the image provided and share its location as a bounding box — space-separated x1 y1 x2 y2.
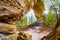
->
17 15 34 26
16 15 35 30
45 12 56 27
16 16 27 30
49 0 60 19
58 14 60 18
51 0 56 1
17 17 27 30
29 15 34 24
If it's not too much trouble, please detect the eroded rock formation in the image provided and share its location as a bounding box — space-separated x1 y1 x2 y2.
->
0 0 34 40
0 0 45 40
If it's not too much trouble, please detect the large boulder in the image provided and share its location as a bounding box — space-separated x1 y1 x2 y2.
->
17 32 32 40
0 32 32 40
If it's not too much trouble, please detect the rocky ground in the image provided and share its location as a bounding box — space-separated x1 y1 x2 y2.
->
0 23 51 40
24 26 51 40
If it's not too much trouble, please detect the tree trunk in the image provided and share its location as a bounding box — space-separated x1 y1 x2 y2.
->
43 18 60 40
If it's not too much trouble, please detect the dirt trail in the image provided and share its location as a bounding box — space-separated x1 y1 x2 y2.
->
24 26 51 40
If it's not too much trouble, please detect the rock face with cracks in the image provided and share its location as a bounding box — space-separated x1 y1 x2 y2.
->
0 0 35 40
0 0 46 40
